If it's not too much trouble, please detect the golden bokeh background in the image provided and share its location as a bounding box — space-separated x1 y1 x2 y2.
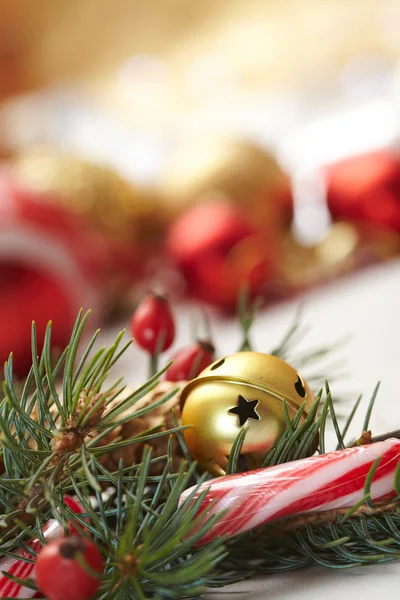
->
3 0 400 123
2 0 400 373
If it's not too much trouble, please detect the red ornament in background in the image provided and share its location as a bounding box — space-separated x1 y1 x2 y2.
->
165 340 215 382
35 536 104 600
325 149 400 231
166 199 275 310
0 168 107 376
13 148 170 312
131 292 176 354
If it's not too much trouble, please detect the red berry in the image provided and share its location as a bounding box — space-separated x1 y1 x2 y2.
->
165 340 215 382
36 536 104 600
131 292 175 354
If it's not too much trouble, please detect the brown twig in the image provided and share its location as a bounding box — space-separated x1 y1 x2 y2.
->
268 500 399 534
348 429 400 448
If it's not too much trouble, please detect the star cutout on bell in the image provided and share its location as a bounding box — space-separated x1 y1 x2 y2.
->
228 395 260 427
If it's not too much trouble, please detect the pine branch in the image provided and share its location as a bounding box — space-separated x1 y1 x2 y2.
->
268 500 399 533
2 307 400 599
44 453 232 599
0 312 239 598
0 313 182 548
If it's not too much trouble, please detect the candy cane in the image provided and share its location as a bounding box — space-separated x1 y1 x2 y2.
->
180 438 400 545
0 497 85 598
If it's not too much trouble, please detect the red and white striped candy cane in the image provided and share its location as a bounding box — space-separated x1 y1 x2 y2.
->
180 438 400 545
0 496 85 598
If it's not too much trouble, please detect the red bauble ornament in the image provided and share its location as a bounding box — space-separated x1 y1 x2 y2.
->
325 150 400 231
166 199 275 309
131 292 175 354
35 536 104 600
0 168 108 376
165 340 215 382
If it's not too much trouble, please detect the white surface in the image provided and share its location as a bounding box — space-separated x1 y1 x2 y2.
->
207 563 400 600
100 258 400 598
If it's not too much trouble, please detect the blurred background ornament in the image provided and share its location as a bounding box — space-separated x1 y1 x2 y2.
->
12 147 169 307
13 147 163 241
324 149 400 231
166 197 276 310
160 137 293 228
0 168 107 376
180 352 314 476
278 221 400 295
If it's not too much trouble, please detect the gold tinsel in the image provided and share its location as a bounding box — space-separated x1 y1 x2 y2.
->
13 147 167 243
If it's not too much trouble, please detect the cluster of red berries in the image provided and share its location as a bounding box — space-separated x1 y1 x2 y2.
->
130 291 215 381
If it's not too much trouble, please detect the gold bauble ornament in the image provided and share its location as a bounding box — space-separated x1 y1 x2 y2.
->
160 137 292 229
12 147 166 242
180 352 314 476
280 221 400 294
315 222 359 268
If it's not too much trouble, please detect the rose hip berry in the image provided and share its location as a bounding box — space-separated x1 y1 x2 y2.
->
165 340 215 382
35 536 104 600
131 292 175 354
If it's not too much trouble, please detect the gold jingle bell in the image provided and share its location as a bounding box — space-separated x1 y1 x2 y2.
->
180 352 314 476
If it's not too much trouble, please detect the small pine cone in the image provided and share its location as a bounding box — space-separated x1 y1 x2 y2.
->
51 429 83 454
97 381 186 475
76 389 106 429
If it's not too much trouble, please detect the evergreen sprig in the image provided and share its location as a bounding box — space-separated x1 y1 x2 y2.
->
0 311 185 550
0 306 400 599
